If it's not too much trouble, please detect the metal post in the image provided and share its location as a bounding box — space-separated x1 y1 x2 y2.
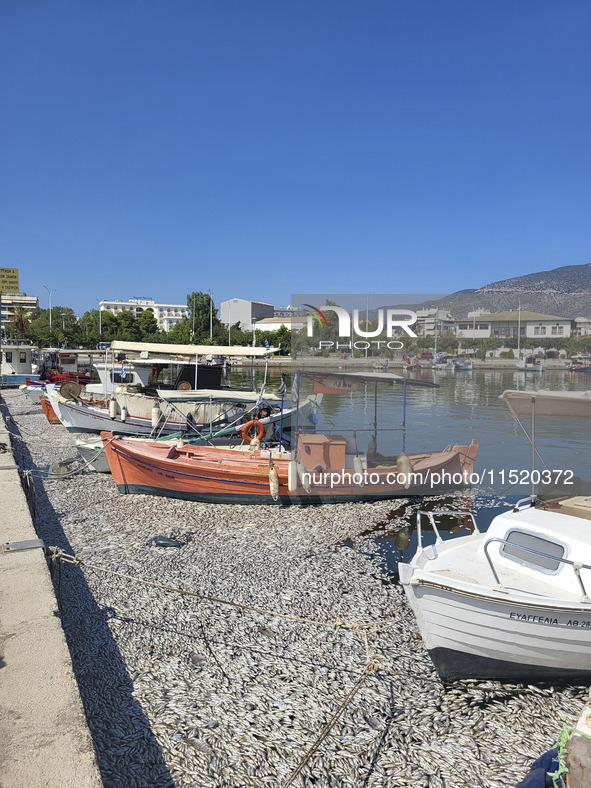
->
531 395 536 498
373 380 378 452
293 370 300 461
194 354 199 390
402 377 407 452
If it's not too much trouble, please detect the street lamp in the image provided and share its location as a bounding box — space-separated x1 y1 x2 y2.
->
97 299 102 338
43 285 57 346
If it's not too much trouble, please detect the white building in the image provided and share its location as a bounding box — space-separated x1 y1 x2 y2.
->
455 310 494 340
220 298 274 330
573 317 591 337
254 316 306 331
456 310 572 340
0 293 39 339
415 308 455 336
99 298 189 332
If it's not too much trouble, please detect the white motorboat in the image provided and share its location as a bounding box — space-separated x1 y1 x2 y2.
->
399 498 591 682
447 355 473 371
516 354 545 372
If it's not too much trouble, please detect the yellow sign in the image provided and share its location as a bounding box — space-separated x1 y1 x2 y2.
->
0 268 19 293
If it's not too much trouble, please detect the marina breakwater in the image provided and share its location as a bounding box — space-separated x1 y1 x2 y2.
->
1 386 588 787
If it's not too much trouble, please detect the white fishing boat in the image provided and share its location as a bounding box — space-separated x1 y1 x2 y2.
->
400 385 591 682
48 384 320 439
447 355 473 371
399 498 591 682
516 354 545 372
1 344 40 387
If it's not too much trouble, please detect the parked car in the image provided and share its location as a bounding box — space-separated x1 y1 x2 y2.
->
418 352 433 359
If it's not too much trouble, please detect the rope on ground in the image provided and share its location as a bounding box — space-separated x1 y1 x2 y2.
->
281 663 377 788
46 547 398 636
20 469 37 521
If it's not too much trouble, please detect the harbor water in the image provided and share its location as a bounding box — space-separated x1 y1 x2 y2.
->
1 367 590 787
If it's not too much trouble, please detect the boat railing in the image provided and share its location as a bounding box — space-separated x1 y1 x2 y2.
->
416 510 479 553
483 537 591 601
513 496 536 512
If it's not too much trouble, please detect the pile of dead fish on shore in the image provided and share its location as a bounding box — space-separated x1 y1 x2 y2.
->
1 388 585 787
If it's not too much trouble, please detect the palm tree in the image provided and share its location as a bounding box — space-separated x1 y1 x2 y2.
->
9 306 30 340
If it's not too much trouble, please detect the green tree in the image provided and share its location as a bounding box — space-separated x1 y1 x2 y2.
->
275 325 291 355
187 291 222 342
53 308 79 348
115 310 142 341
138 309 159 338
168 318 192 344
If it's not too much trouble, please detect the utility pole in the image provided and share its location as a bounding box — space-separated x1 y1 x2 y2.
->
43 285 57 346
209 290 213 341
192 294 196 341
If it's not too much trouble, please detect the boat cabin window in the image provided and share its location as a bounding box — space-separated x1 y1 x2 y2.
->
5 352 12 363
19 352 27 364
501 530 566 572
111 372 137 384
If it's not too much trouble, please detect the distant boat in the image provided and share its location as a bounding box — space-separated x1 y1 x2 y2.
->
569 359 591 373
516 355 545 372
447 355 473 371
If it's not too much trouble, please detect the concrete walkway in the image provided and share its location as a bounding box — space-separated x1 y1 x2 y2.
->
0 404 101 787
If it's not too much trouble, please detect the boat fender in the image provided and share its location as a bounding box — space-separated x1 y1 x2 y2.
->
296 460 312 494
151 403 161 428
353 455 365 485
287 460 298 493
109 399 117 419
397 451 413 489
269 460 279 501
241 419 264 443
120 405 128 422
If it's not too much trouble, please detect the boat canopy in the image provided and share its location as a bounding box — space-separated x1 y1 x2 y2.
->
500 389 591 419
110 341 279 358
157 389 281 403
297 370 438 388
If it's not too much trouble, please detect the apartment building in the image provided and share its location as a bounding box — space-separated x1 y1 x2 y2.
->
0 293 39 338
99 298 189 332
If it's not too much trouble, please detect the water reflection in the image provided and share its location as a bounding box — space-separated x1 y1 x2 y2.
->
226 365 588 579
227 366 590 495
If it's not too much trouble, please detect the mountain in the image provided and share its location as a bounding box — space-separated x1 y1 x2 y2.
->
414 263 591 319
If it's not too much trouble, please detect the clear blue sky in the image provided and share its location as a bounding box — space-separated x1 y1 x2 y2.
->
1 0 590 316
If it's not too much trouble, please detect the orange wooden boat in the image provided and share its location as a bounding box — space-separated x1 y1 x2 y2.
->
101 431 479 505
39 394 61 424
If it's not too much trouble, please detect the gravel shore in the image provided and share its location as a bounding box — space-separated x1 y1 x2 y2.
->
1 387 586 788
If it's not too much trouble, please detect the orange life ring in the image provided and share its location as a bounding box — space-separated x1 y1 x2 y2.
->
241 419 264 443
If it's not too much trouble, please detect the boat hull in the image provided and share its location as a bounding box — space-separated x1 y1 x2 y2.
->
103 436 479 505
401 577 591 681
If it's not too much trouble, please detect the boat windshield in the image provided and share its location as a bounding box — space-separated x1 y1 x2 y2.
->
501 529 566 573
